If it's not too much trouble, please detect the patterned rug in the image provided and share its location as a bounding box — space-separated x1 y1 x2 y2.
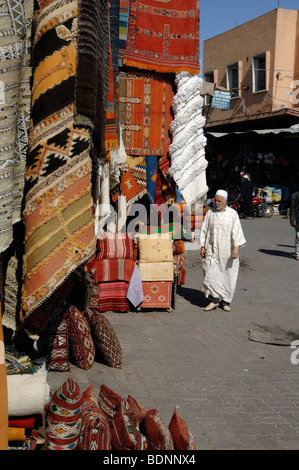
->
124 0 200 74
21 0 95 321
118 0 129 67
140 281 172 309
98 281 130 312
0 0 34 254
118 71 174 157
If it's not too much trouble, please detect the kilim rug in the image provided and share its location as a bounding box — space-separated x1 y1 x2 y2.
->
169 72 208 204
98 281 130 312
140 281 172 309
0 0 34 253
21 0 95 321
124 0 200 74
95 259 135 284
118 71 174 157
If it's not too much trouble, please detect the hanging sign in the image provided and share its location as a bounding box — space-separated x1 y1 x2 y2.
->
211 90 231 110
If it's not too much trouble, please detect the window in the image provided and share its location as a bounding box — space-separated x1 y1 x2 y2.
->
204 71 214 105
252 53 267 92
226 63 239 98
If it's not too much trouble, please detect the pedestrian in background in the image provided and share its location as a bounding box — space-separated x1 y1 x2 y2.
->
290 190 299 260
200 189 246 312
240 173 254 218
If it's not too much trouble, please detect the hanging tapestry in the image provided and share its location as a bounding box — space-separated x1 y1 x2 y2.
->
21 0 95 320
140 281 172 309
120 166 147 205
118 0 129 66
123 0 200 74
105 45 118 161
118 71 174 156
0 0 34 254
169 72 208 204
108 0 120 97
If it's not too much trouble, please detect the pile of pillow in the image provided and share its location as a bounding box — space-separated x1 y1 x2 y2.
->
45 380 197 451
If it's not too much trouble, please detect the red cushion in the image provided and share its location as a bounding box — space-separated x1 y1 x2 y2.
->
169 408 197 450
67 306 95 370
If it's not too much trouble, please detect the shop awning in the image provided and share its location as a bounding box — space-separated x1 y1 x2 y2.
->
206 125 299 138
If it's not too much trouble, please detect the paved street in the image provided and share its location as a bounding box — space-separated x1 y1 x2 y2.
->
48 214 299 450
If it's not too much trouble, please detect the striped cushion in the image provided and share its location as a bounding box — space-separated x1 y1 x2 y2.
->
97 233 134 260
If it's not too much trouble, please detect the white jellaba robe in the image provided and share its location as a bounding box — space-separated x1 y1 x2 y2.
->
199 207 246 303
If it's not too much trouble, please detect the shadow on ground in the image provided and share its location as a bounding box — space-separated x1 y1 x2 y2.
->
258 248 294 259
177 286 207 307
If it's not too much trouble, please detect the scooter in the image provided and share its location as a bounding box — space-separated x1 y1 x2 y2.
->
228 190 274 218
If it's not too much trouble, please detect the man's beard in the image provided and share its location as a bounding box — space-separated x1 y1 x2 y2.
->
215 202 226 211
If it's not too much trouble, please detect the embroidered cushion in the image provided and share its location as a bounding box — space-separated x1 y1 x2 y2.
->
110 402 141 450
127 395 148 425
97 385 126 421
142 409 174 450
97 232 134 260
169 409 197 450
67 306 95 370
85 309 122 369
77 386 112 450
48 310 70 372
45 378 83 450
138 238 173 263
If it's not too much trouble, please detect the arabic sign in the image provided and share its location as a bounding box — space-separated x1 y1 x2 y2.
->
211 90 231 110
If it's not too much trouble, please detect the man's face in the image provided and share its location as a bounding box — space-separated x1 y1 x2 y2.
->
215 195 227 211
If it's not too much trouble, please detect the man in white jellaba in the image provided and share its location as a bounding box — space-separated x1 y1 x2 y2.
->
199 190 246 312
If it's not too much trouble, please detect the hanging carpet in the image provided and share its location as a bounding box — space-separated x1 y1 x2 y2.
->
118 0 129 66
123 0 200 74
118 71 174 157
0 0 34 254
21 0 95 322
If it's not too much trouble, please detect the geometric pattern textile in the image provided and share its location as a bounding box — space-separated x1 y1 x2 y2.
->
67 306 95 370
110 402 142 450
97 384 126 421
45 377 83 450
21 0 95 319
118 71 174 156
78 386 112 450
168 408 197 450
124 0 200 74
140 281 172 308
85 308 122 369
127 395 148 425
0 0 34 253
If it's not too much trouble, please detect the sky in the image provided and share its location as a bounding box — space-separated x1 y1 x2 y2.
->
200 0 299 73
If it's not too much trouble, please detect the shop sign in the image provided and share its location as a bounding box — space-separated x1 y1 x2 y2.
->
211 90 231 110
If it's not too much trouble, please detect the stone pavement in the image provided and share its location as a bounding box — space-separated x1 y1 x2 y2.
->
47 214 299 450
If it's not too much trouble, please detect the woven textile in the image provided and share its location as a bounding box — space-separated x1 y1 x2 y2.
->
118 0 129 66
169 72 208 204
98 281 130 312
97 232 134 260
141 281 172 308
0 0 34 254
67 306 95 370
127 395 148 425
78 386 112 450
0 309 8 450
105 45 118 160
120 167 147 204
169 409 197 450
146 156 157 203
98 385 126 421
110 402 141 450
95 259 135 283
118 71 174 156
45 377 83 450
143 409 174 450
139 262 173 281
74 0 110 167
85 308 122 368
47 308 70 372
21 0 95 320
124 0 200 74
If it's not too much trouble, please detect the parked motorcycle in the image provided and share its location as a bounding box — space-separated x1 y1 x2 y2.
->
228 190 274 218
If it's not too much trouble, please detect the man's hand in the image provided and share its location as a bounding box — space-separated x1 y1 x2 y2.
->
232 247 239 259
200 247 206 258
291 222 297 228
